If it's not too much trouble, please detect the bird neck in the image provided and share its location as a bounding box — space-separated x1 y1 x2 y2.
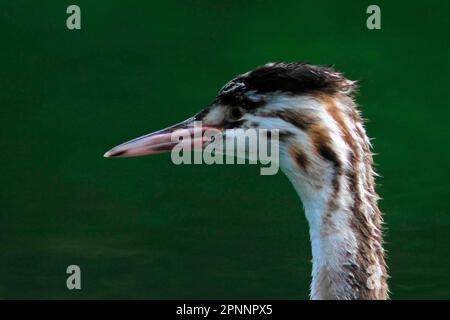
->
286 167 388 300
279 94 388 299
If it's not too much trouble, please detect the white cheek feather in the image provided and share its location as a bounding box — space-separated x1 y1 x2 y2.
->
203 105 226 124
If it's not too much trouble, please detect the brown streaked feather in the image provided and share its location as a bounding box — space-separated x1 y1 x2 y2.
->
290 146 310 171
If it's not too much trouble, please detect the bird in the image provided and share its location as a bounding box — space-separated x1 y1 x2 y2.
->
104 62 388 300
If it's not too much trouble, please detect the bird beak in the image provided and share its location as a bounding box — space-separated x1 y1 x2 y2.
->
104 117 222 158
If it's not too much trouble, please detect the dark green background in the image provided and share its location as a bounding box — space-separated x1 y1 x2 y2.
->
1 0 449 299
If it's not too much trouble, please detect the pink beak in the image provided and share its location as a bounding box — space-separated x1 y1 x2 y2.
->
104 117 221 158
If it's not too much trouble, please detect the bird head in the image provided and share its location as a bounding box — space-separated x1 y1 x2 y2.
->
104 62 357 180
103 63 388 300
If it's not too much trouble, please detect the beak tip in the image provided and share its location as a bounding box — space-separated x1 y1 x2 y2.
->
103 150 114 158
104 148 128 158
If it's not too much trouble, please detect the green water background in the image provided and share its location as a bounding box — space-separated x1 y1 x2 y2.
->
0 0 449 299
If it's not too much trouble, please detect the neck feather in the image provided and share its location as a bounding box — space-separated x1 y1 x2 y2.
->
280 94 388 299
291 176 388 300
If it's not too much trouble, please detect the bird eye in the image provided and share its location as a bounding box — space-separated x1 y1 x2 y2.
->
228 106 244 121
